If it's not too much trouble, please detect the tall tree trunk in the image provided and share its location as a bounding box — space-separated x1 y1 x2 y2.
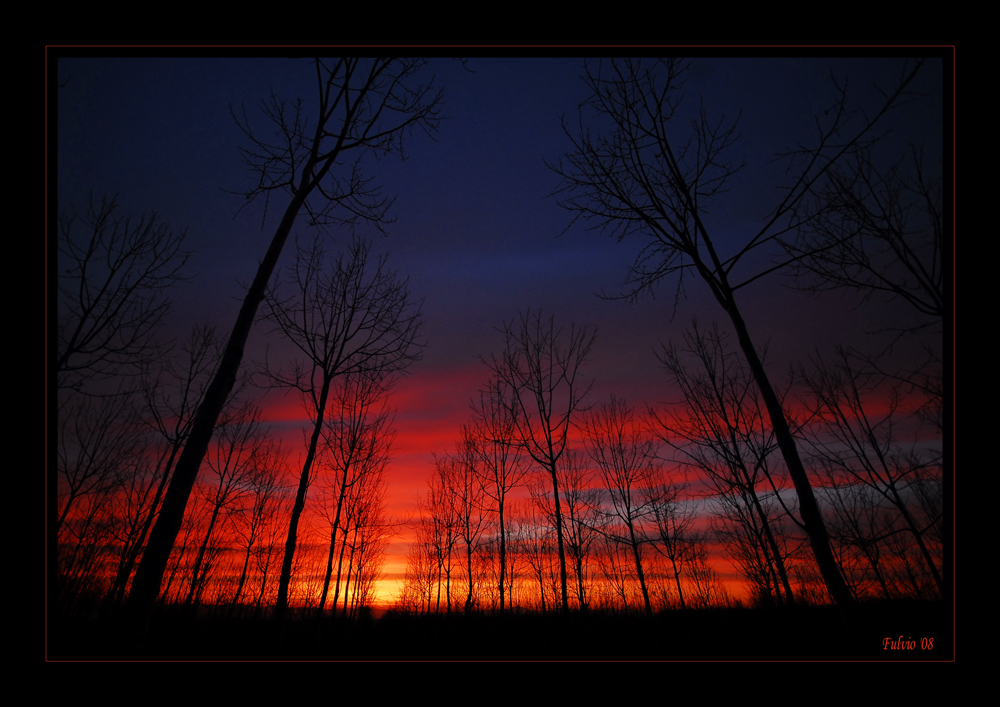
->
275 373 333 623
628 521 653 617
108 440 180 611
230 541 254 618
317 463 352 616
185 504 221 611
497 503 506 614
125 193 307 647
669 555 686 611
548 464 570 613
725 300 853 608
332 522 351 614
748 486 796 606
891 487 944 596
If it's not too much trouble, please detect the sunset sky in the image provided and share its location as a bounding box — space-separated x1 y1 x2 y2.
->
53 50 947 603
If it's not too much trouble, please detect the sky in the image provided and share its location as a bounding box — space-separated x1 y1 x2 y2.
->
52 49 948 603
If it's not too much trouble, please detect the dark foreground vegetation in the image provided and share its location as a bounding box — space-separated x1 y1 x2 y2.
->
49 600 950 661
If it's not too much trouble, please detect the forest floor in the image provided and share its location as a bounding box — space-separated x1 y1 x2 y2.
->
47 599 952 661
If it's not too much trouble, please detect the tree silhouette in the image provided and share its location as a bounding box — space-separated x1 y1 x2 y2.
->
467 375 531 614
57 192 189 394
651 323 798 607
57 390 142 534
789 142 946 439
582 397 658 616
126 58 441 644
802 348 943 597
229 440 286 616
448 441 489 614
262 235 421 623
511 501 557 613
315 369 395 618
550 58 925 606
56 389 146 611
183 401 271 612
787 145 943 323
105 325 224 613
643 469 696 610
543 448 600 612
819 467 898 601
424 458 460 613
486 309 596 613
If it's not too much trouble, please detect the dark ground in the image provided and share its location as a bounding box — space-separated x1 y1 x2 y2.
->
47 600 952 661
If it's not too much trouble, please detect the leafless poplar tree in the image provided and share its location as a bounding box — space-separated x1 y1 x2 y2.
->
511 500 556 613
184 401 270 612
643 471 697 610
802 348 943 597
450 438 490 614
56 391 145 611
819 468 898 601
467 375 531 614
787 145 943 324
545 449 601 611
550 57 926 606
105 325 224 612
423 459 460 613
126 58 441 643
486 309 596 613
582 397 658 616
651 323 798 607
229 440 286 615
57 192 189 394
262 235 421 622
57 391 143 534
316 369 395 617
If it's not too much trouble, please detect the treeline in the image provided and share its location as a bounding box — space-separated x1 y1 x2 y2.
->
54 200 409 622
394 313 943 616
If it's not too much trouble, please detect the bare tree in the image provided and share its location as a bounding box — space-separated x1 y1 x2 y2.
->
450 437 490 614
819 469 898 601
105 325 224 612
229 439 286 615
316 369 395 617
56 391 145 612
802 348 944 597
486 309 596 613
549 58 924 605
333 458 391 619
425 458 460 613
396 524 437 614
788 142 945 437
643 470 697 610
595 530 634 612
545 449 601 612
582 397 657 616
787 145 943 324
467 375 531 614
57 192 189 394
510 500 556 613
57 390 143 534
710 480 796 607
345 498 394 619
263 235 422 622
686 543 735 609
651 323 798 607
126 58 441 642
183 401 271 612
